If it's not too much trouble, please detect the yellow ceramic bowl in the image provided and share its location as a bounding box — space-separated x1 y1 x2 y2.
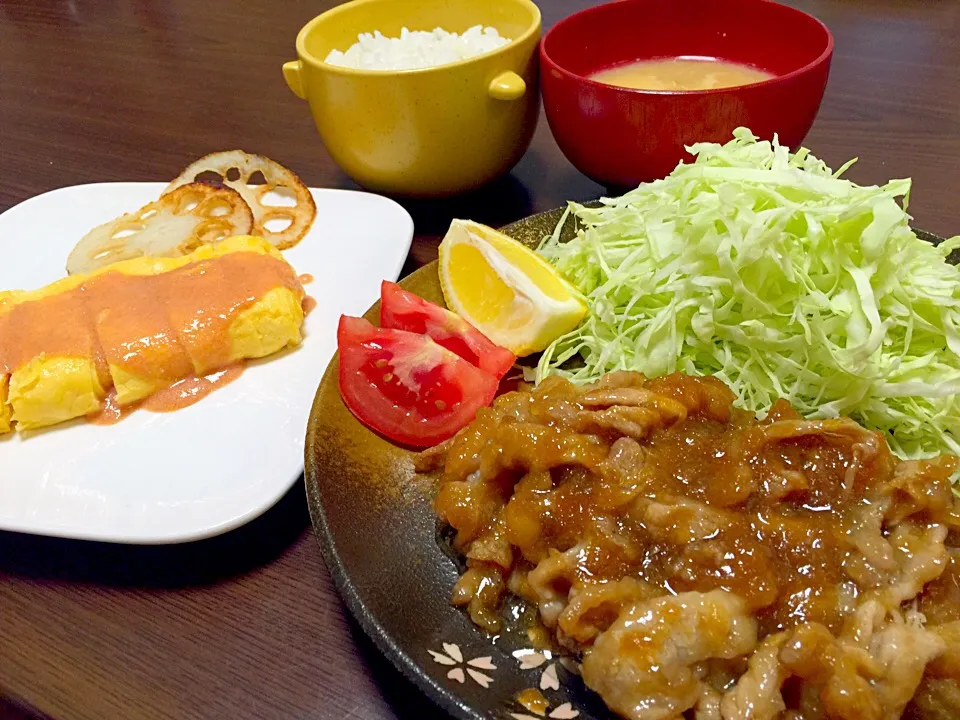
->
282 0 541 197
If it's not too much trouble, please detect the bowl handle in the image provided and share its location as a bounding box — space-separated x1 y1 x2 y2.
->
488 71 526 101
282 61 307 100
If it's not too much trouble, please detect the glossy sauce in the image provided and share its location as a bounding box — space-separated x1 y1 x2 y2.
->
507 417 874 633
0 287 112 386
86 365 246 421
590 56 773 91
0 251 301 418
0 252 299 376
302 296 317 316
141 365 245 412
298 273 314 285
515 688 549 715
429 374 959 720
431 374 959 637
88 391 131 425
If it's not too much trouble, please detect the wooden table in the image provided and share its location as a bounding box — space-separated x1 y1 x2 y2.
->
1 1 957 718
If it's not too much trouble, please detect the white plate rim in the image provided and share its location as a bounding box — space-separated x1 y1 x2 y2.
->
0 182 414 544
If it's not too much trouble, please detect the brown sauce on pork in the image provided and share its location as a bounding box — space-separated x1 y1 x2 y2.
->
422 372 960 720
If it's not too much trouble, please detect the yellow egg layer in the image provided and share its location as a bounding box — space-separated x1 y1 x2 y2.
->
0 236 304 433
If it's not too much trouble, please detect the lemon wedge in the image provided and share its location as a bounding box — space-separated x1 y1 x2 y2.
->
438 219 588 357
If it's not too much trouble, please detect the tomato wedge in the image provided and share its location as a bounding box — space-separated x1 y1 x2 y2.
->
379 281 516 380
337 315 498 447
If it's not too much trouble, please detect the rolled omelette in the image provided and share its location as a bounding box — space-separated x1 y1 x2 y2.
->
0 292 17 432
0 235 304 432
0 373 11 433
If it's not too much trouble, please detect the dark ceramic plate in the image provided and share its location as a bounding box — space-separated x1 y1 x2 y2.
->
303 207 953 720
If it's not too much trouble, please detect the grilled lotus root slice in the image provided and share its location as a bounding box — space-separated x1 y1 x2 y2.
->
163 150 316 250
66 183 254 275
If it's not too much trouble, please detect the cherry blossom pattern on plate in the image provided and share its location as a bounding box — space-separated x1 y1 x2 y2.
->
427 642 497 688
508 649 581 719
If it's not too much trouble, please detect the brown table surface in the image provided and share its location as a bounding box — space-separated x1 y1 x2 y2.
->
1 1 958 718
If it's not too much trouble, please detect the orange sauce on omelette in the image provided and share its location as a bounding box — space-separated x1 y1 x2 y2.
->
141 365 246 413
0 251 301 408
87 390 130 425
86 364 247 422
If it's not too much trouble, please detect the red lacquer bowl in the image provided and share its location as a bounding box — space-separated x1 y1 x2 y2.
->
541 0 833 187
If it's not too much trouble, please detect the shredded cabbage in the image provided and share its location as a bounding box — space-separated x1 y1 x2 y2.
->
537 128 960 463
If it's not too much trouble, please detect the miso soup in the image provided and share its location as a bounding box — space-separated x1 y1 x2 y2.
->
590 56 774 91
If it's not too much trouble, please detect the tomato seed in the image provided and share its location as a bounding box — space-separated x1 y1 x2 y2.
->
435 400 447 410
383 373 394 383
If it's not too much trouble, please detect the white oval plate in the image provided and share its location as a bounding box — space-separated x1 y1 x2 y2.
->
0 183 413 543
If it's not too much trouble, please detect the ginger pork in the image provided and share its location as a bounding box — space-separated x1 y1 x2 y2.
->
420 371 960 720
0 235 304 432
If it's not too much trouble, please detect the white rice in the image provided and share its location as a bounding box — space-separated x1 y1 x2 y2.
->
324 25 511 71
